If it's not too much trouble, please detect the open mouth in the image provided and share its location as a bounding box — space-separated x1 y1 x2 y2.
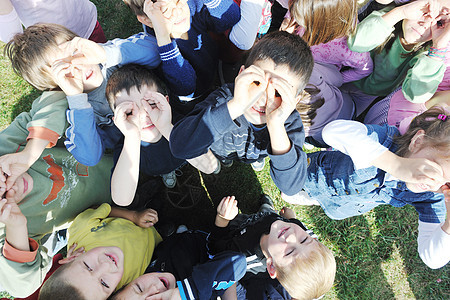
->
160 277 169 289
278 227 289 239
142 123 155 130
85 69 94 80
105 253 118 266
252 106 265 114
174 18 186 25
23 177 28 194
417 183 429 191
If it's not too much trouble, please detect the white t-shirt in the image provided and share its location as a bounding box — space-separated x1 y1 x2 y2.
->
0 0 97 42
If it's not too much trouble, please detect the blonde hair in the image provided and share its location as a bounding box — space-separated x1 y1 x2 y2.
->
288 0 357 46
394 106 450 158
4 23 77 91
122 0 147 16
275 242 336 300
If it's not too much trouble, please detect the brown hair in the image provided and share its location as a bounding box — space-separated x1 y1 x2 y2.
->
105 64 168 109
288 0 357 46
38 264 85 300
296 85 324 128
394 106 450 158
4 23 77 90
275 241 336 300
122 0 146 16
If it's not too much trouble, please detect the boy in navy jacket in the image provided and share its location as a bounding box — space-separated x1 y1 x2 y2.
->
170 31 314 196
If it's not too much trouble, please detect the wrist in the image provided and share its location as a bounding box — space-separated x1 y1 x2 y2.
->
227 99 243 120
215 215 230 227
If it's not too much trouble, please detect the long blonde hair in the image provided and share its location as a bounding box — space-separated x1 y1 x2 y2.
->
288 0 357 46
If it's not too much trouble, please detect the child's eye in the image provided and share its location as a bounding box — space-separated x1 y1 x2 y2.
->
136 284 143 293
275 90 281 98
101 279 110 289
84 262 93 272
285 249 294 257
301 236 308 244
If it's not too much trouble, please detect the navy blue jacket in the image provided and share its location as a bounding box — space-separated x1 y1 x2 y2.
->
170 84 308 195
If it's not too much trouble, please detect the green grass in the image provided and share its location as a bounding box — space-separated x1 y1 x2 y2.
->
1 1 449 299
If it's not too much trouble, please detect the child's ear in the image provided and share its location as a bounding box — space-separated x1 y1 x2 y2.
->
137 15 153 28
165 95 169 102
408 129 426 153
266 257 278 279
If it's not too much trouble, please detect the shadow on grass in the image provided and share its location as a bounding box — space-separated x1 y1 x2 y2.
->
373 206 450 300
304 206 396 299
10 89 41 121
140 162 263 233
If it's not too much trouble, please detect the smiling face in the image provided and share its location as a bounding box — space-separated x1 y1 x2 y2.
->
114 85 168 143
114 272 178 300
1 172 33 204
259 220 320 274
64 246 124 300
242 59 302 126
48 41 104 93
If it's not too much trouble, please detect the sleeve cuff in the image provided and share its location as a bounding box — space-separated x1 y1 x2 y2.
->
27 127 60 147
158 41 181 62
3 238 39 263
67 93 91 109
103 43 123 68
268 141 298 170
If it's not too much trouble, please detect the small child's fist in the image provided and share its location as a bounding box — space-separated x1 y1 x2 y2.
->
217 196 238 221
134 208 159 228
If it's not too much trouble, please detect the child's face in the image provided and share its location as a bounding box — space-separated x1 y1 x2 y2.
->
50 41 104 93
63 246 124 299
114 85 168 143
242 60 301 126
406 145 450 193
259 220 320 270
148 0 191 38
115 272 178 300
0 172 33 204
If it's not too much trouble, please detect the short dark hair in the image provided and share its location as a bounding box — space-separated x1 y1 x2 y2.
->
105 64 168 109
38 263 85 300
245 31 313 95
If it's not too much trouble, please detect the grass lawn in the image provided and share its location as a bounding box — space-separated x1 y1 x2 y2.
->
0 0 449 299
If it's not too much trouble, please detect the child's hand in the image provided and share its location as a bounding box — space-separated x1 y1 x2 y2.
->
279 206 296 219
228 65 268 120
113 102 141 138
396 157 446 192
141 92 172 133
143 0 173 44
431 16 450 49
0 198 26 227
51 59 83 96
59 37 107 65
265 77 298 127
0 153 32 191
401 0 440 21
133 208 159 228
215 196 238 227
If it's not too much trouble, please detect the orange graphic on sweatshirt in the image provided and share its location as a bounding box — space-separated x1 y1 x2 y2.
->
42 154 65 205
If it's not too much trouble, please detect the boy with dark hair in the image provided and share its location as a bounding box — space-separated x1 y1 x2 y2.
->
105 64 218 197
170 31 313 195
123 0 240 101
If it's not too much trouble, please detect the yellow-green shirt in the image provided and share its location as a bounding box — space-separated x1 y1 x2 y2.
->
68 204 162 290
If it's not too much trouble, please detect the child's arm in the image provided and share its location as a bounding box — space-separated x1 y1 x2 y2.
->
202 0 241 33
109 206 159 227
0 197 53 297
265 78 308 196
0 0 22 43
417 185 450 268
402 16 450 103
228 0 265 50
111 102 141 206
142 0 197 97
322 120 446 187
62 35 160 69
141 96 219 174
51 59 104 166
